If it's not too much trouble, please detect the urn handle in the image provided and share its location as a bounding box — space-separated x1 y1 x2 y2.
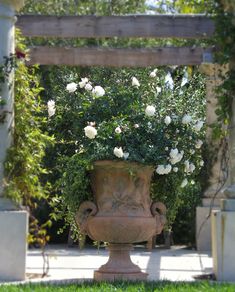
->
75 201 98 234
151 202 167 235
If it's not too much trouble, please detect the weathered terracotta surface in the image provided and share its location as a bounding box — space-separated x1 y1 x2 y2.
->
94 244 147 281
76 160 166 281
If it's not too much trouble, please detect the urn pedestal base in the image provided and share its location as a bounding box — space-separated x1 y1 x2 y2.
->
94 244 147 281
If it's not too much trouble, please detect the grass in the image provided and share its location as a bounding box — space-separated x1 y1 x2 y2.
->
1 281 235 292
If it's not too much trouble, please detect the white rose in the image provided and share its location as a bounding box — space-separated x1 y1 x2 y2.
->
181 178 188 188
164 116 171 125
85 83 93 91
156 86 162 93
165 72 174 89
156 165 165 175
181 76 188 87
194 120 204 131
115 126 122 134
145 105 156 117
47 100 56 117
134 124 139 128
92 86 105 97
199 160 204 167
182 114 192 124
170 156 180 165
132 77 140 87
184 161 195 173
150 69 158 78
170 151 183 165
113 147 124 158
165 164 172 174
79 77 89 88
173 167 178 173
156 164 171 175
195 140 203 149
165 147 169 151
170 148 179 159
47 100 55 108
82 77 88 83
66 82 77 93
84 125 97 139
189 163 196 173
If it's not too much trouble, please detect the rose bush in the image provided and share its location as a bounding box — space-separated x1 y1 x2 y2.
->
47 67 205 237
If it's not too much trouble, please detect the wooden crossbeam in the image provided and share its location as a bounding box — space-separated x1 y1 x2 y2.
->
17 15 214 39
26 46 213 67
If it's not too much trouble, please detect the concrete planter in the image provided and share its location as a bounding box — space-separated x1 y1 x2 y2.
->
76 160 166 281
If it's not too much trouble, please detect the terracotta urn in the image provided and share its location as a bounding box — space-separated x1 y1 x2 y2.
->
76 160 166 281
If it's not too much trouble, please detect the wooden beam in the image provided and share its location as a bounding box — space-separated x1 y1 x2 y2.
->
17 15 214 39
26 46 213 67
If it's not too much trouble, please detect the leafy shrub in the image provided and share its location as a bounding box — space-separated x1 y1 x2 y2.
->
45 67 205 238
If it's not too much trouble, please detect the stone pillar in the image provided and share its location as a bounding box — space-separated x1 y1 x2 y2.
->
212 200 235 281
196 64 228 251
0 0 24 209
0 0 28 281
211 1 235 281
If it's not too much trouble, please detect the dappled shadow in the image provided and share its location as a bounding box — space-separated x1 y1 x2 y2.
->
144 246 212 281
26 244 213 282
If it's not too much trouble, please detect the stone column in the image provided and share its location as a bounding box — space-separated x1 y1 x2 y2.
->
196 63 228 251
0 0 28 281
212 97 235 279
211 35 235 284
211 1 235 281
0 0 24 209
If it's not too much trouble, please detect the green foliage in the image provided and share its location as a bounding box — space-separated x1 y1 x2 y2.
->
45 67 205 235
3 31 53 246
212 1 235 136
22 0 146 15
175 0 215 13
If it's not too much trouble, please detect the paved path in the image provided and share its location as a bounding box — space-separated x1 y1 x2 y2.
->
22 245 213 283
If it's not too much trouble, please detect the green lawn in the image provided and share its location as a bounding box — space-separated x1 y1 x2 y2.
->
1 281 235 292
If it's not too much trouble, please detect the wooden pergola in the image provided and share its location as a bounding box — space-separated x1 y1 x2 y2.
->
2 2 234 280
16 13 220 249
17 14 214 66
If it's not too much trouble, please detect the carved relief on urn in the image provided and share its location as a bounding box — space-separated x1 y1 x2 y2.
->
76 160 166 281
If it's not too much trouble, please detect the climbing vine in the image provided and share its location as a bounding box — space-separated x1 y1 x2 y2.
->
212 1 235 137
2 31 53 260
